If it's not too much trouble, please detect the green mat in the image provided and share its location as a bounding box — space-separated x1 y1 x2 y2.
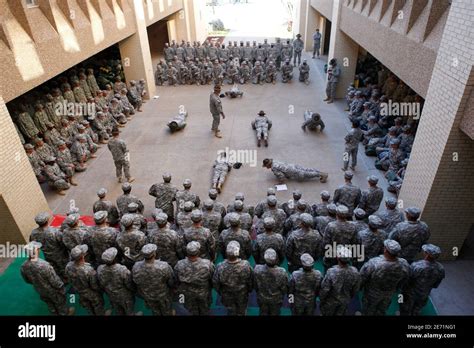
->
0 251 437 316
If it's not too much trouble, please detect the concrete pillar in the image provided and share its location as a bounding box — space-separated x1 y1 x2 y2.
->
327 0 358 98
0 96 50 244
302 1 321 52
119 0 156 100
398 0 474 260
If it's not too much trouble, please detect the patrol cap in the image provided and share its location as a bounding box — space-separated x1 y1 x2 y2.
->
299 213 313 227
344 171 354 180
24 143 34 150
153 211 168 224
263 217 275 229
228 212 240 226
405 206 421 219
208 188 218 198
267 195 277 207
354 208 366 219
80 120 89 125
368 116 377 122
44 156 56 163
390 138 401 146
267 187 276 196
77 124 85 131
57 140 66 147
336 245 352 262
384 239 401 256
67 207 80 215
300 253 314 267
386 197 398 208
141 244 157 258
162 173 172 181
121 214 134 228
327 203 338 215
94 210 108 224
336 205 349 217
66 213 80 226
320 190 330 200
235 192 245 201
293 190 302 200
368 215 383 229
128 202 139 212
122 182 132 192
234 200 244 211
297 199 308 210
422 244 441 259
45 121 54 128
367 175 379 184
264 248 278 264
355 91 363 97
76 134 86 141
190 210 203 222
183 179 192 188
25 241 42 255
183 201 194 211
35 212 50 225
70 244 88 261
97 188 107 198
388 126 398 133
102 247 118 263
203 199 214 210
348 90 355 96
186 241 201 256
226 240 240 257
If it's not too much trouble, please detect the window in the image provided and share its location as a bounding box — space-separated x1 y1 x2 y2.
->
25 0 38 8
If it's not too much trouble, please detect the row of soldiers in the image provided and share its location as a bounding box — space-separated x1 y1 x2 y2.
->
12 66 146 194
156 36 310 86
23 172 444 316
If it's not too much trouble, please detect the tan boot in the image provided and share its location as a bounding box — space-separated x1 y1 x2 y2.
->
69 178 78 186
215 131 222 138
57 190 66 196
127 177 136 183
327 99 333 104
319 173 329 183
118 177 123 183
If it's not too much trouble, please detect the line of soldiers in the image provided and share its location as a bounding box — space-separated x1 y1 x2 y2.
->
156 36 311 87
23 172 444 316
342 62 420 195
11 66 146 194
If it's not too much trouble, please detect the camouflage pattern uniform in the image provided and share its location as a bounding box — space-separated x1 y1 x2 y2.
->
175 181 200 214
358 177 384 216
97 248 136 315
88 212 118 264
182 220 216 261
93 193 120 226
375 198 405 232
218 214 252 260
289 254 322 315
253 218 285 265
116 216 147 268
333 173 362 215
270 160 326 182
202 200 223 242
107 136 131 182
147 213 183 267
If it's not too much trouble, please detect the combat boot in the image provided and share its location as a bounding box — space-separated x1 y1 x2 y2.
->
257 139 261 147
69 177 78 186
264 139 268 147
319 172 329 183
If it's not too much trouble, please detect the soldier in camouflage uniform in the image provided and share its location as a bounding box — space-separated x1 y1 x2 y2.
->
16 104 40 140
132 244 175 315
265 61 277 84
174 241 215 315
322 205 359 269
213 241 253 316
29 212 69 280
263 158 328 183
281 59 294 83
211 152 232 193
122 202 147 233
65 245 105 315
223 200 252 232
252 61 265 85
256 196 286 235
62 213 89 254
87 211 118 265
176 201 195 234
227 192 254 217
21 242 73 315
320 246 360 315
43 122 65 148
289 254 322 315
43 156 70 195
376 197 405 233
35 138 56 163
253 217 285 265
116 182 144 217
358 215 388 265
202 199 223 242
55 140 80 185
148 211 183 267
93 188 120 226
286 213 324 273
312 190 331 217
116 215 147 269
108 129 134 183
358 175 384 217
352 208 369 233
333 171 361 216
400 244 445 316
182 210 216 261
298 60 310 84
315 203 337 237
254 249 289 316
97 247 136 315
25 143 45 182
251 110 272 147
218 213 252 260
360 240 410 315
284 200 310 233
389 207 430 263
208 189 226 217
302 111 325 132
175 179 200 214
343 120 364 171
